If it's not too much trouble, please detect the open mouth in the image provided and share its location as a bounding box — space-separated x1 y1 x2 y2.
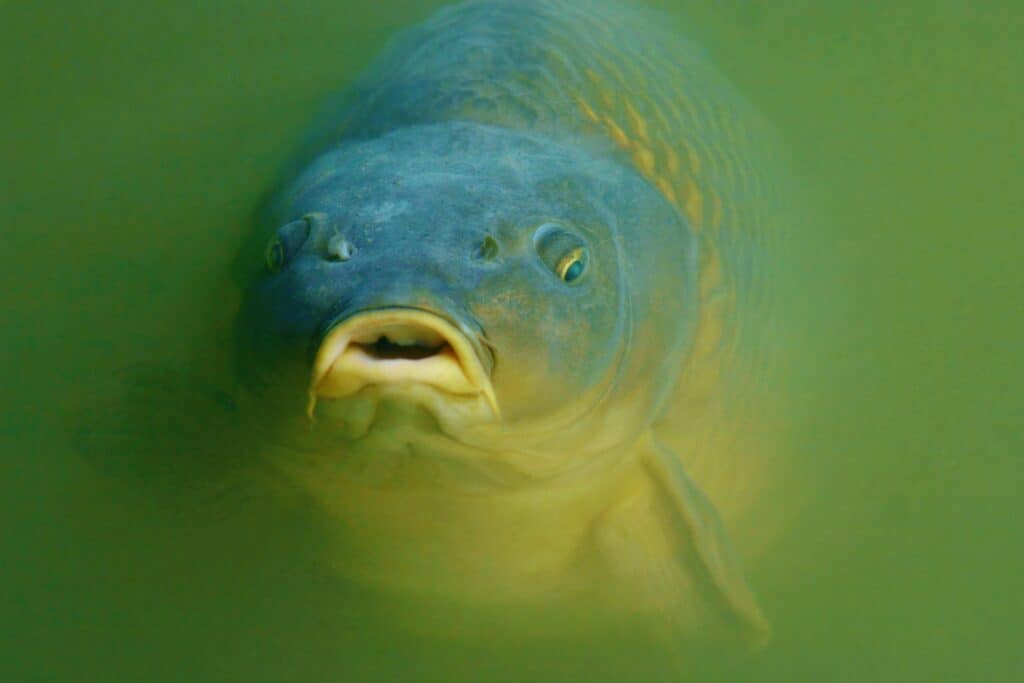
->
307 308 498 418
358 334 447 361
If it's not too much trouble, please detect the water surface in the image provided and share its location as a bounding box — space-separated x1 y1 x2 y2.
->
2 1 1020 681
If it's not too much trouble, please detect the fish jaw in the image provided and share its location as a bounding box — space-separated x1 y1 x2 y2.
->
307 308 499 426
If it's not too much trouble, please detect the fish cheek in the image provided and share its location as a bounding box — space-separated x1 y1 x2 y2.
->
462 280 561 419
469 277 611 421
469 287 558 419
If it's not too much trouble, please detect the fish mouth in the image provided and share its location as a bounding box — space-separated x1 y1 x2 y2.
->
307 308 499 419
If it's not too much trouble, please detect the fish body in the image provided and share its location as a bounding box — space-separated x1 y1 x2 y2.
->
237 0 791 646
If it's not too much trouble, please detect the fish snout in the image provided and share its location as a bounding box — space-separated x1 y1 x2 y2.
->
307 308 498 419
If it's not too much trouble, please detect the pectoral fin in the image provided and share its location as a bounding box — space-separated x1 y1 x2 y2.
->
595 431 770 646
642 432 770 645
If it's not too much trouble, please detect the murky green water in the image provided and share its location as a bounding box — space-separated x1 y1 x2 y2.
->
2 1 1021 681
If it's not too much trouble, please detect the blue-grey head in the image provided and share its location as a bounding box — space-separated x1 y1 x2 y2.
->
237 122 698 479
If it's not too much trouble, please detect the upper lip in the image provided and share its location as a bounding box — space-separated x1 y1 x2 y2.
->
307 307 498 418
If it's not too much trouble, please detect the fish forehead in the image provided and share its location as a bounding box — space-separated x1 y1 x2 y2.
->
292 122 614 194
282 123 637 248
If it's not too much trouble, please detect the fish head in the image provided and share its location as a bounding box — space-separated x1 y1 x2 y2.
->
237 122 697 478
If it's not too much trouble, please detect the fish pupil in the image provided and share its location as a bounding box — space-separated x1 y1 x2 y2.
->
564 259 584 282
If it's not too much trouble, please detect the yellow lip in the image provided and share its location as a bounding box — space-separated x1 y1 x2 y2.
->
307 309 499 419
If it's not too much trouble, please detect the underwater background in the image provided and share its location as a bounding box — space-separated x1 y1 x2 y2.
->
1 1 1020 681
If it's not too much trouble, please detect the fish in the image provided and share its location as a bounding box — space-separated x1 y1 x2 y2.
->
89 0 794 649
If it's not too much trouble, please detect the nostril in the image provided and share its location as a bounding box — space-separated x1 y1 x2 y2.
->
474 234 499 261
327 234 355 262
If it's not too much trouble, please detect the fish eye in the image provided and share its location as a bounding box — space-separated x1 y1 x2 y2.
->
556 247 587 283
533 222 590 286
264 217 313 273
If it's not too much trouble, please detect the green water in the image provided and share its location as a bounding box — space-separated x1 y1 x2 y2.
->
2 1 1020 681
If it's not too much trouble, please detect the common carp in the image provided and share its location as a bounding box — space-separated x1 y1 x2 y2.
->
228 0 793 647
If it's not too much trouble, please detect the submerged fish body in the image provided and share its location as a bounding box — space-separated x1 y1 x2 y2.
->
238 0 790 645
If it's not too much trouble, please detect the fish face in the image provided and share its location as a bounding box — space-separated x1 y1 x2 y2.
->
238 122 692 473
